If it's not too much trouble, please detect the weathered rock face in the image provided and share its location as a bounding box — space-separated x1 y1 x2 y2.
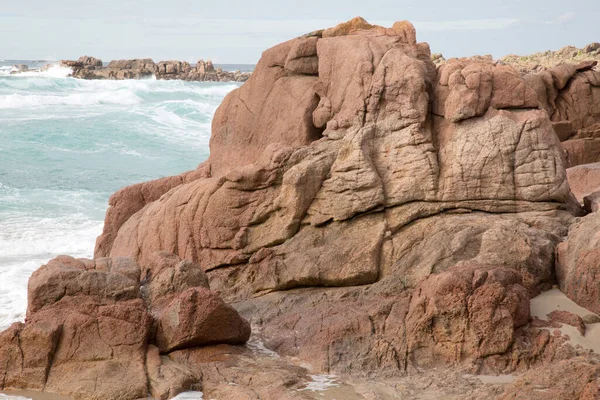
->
68 58 156 80
496 357 600 400
94 167 209 259
59 55 102 69
91 18 589 382
0 254 250 399
433 43 600 74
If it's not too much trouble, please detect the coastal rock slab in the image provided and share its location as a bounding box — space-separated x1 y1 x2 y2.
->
27 255 140 315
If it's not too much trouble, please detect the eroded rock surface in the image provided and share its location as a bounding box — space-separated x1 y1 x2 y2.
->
91 19 592 383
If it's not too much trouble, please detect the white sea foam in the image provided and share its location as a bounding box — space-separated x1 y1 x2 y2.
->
16 65 73 78
0 258 48 330
172 392 203 399
0 213 103 330
0 71 238 338
301 375 340 392
118 148 149 158
0 214 102 258
0 65 72 78
0 90 140 109
0 394 31 400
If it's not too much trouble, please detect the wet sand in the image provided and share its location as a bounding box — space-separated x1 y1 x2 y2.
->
530 287 600 353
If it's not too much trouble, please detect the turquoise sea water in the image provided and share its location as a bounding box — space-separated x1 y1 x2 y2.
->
0 61 240 332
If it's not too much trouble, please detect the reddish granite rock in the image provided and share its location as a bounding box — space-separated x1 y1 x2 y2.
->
557 212 600 314
95 166 209 258
405 265 530 366
584 191 600 213
0 296 152 399
563 139 600 168
94 18 584 381
143 251 210 307
27 255 140 316
0 254 250 400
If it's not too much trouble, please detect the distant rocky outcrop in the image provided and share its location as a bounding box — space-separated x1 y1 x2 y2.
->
501 43 600 73
57 55 251 82
4 16 600 400
433 42 600 73
9 64 29 74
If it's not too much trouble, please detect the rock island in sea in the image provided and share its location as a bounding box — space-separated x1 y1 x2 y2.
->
2 16 600 400
55 56 251 82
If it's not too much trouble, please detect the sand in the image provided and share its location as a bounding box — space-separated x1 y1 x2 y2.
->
530 287 600 354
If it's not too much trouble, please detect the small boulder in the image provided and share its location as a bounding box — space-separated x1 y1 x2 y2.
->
155 287 251 353
11 64 29 73
77 55 103 67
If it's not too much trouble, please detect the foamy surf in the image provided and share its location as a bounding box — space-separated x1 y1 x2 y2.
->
0 66 240 335
0 64 72 78
0 394 30 400
0 90 141 109
172 392 203 399
301 375 340 392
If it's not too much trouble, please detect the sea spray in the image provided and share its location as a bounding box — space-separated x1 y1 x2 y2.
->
0 64 239 331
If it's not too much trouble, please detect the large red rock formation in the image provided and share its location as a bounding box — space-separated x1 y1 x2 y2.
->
91 16 588 378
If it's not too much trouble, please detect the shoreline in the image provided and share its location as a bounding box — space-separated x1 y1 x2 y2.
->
7 56 252 82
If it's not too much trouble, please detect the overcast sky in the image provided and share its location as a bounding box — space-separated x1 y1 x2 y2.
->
1 0 599 63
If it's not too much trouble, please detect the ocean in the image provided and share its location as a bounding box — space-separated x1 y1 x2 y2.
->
0 60 243 339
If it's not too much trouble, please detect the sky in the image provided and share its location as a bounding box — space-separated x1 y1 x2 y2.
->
1 0 599 64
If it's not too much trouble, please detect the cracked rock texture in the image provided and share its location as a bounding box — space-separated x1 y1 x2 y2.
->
96 16 597 379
